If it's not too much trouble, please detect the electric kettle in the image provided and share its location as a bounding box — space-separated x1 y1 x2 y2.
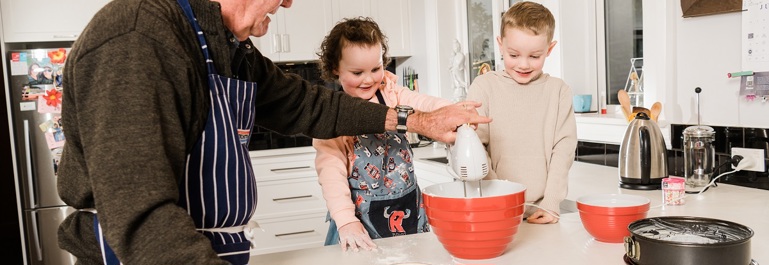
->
619 112 668 190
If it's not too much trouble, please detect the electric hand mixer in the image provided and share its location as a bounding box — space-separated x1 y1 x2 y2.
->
446 124 489 197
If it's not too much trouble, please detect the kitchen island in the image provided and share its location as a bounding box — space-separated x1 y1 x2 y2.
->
249 147 769 265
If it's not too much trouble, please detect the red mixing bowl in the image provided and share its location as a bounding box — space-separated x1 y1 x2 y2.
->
576 194 650 243
422 180 526 260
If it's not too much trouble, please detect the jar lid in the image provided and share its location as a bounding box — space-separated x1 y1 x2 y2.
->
683 125 715 137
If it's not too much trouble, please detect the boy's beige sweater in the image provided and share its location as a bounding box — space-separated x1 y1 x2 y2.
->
467 70 577 215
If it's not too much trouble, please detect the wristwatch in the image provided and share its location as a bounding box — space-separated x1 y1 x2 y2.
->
395 105 414 134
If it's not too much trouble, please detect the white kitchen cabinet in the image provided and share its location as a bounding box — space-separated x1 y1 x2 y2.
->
249 147 329 255
0 0 110 43
368 0 411 57
249 212 328 256
251 0 333 63
330 0 412 57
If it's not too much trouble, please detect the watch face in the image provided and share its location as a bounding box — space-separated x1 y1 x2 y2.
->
397 105 414 113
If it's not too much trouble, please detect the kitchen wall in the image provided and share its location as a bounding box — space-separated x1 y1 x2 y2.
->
627 1 768 129
666 2 767 128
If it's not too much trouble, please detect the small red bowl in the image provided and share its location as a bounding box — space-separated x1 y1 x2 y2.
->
576 194 650 243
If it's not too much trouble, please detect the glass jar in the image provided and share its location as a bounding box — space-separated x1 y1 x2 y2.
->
682 126 715 187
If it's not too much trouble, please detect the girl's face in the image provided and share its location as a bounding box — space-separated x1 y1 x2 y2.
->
497 27 556 84
335 43 385 99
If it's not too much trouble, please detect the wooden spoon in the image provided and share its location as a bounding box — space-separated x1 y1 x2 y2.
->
650 102 662 122
617 90 633 121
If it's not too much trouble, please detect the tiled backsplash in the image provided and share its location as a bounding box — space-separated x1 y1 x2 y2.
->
576 125 769 190
575 141 619 167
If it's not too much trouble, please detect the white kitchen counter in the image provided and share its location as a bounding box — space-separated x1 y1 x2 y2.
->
249 147 769 265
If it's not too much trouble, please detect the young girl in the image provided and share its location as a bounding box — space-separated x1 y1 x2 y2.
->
313 17 452 251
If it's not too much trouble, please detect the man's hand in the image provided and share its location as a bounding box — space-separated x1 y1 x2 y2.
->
401 101 492 143
337 222 377 252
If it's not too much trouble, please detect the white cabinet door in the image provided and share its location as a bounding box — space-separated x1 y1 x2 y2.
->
330 0 371 23
330 0 412 57
0 0 110 43
252 0 333 63
369 0 412 57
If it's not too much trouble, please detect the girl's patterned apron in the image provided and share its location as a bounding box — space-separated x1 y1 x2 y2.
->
325 91 428 244
94 0 259 264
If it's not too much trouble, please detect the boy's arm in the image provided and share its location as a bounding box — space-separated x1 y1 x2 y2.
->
540 83 578 213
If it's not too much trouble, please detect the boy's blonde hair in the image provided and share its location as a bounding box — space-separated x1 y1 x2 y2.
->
500 1 555 42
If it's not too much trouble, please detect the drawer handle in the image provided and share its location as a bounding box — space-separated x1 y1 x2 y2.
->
270 166 311 172
53 34 78 38
272 195 312 202
275 230 315 238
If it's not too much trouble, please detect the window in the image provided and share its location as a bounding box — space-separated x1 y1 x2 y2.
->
603 0 643 105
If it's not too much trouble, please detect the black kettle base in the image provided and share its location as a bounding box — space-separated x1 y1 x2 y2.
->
620 182 661 190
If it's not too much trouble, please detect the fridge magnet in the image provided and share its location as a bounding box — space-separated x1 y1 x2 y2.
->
51 147 63 176
28 62 55 85
39 119 55 132
39 116 63 133
37 89 63 113
47 48 67 64
45 131 65 149
54 67 64 89
21 85 45 101
9 52 29 76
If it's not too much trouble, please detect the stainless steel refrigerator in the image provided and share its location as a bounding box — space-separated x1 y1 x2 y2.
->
5 47 76 265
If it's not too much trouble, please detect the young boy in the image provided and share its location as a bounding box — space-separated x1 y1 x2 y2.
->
466 1 577 224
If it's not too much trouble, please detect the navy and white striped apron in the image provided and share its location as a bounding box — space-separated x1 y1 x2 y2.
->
94 0 259 263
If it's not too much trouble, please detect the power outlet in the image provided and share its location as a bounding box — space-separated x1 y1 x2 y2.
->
731 147 766 172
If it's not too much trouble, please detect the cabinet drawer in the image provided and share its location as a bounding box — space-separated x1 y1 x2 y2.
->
255 177 326 219
252 159 316 182
250 213 328 255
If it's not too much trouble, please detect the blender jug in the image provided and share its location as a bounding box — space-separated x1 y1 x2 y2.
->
682 125 715 187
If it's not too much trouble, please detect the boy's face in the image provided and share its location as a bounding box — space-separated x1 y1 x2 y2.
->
497 27 556 84
334 43 385 99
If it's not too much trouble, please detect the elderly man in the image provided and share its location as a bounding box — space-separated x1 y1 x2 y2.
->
57 0 490 264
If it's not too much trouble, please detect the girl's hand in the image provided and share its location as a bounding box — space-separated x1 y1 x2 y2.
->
337 222 377 252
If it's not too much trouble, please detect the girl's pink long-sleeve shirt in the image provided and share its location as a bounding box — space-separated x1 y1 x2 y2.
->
313 71 451 230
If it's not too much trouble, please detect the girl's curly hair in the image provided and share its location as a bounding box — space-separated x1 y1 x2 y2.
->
317 17 390 83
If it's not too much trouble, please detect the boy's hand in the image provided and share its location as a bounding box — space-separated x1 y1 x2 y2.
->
527 209 559 224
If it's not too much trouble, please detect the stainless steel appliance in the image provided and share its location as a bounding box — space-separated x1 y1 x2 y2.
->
683 87 716 188
619 112 668 190
4 47 77 265
683 125 716 187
